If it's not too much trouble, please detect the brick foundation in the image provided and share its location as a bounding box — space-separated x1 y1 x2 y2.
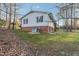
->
21 26 54 32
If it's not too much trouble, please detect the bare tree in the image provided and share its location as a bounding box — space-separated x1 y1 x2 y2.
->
57 3 74 32
65 4 68 32
12 3 16 29
12 3 21 30
70 4 73 32
8 3 12 29
3 3 9 28
0 3 1 19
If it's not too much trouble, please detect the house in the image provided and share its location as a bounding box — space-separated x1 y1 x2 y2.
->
20 11 56 33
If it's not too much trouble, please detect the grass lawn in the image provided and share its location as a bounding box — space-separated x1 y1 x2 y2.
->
12 29 79 55
13 29 79 45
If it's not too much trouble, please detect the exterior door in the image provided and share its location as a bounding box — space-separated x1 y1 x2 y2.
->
32 27 37 32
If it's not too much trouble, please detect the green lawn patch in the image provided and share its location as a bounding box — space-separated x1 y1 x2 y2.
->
12 29 79 46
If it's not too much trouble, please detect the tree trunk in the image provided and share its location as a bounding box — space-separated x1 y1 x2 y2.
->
65 4 68 32
0 3 1 19
54 22 57 32
70 6 73 32
5 7 8 29
12 3 16 30
8 3 12 29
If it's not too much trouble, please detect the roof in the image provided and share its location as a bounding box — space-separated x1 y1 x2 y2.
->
20 10 56 24
20 10 51 19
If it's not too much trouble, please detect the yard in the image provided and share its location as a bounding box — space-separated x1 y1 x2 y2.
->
13 30 79 45
12 30 79 56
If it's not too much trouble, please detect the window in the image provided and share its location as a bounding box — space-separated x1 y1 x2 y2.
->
23 19 28 24
25 19 28 24
40 16 43 22
23 19 25 24
36 17 39 23
36 16 43 23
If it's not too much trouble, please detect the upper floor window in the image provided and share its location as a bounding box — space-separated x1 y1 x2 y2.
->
36 16 43 23
23 19 28 24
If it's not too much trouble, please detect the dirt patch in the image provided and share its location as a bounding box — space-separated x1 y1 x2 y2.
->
0 28 33 56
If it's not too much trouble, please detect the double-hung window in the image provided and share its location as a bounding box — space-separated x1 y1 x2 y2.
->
36 16 43 23
23 18 28 24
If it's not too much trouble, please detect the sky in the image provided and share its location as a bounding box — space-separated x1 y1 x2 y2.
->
20 3 59 18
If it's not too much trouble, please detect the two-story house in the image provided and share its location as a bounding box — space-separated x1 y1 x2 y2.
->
20 11 56 33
